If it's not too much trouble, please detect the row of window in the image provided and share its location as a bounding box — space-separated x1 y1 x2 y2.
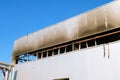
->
16 28 120 64
16 40 97 64
38 39 98 59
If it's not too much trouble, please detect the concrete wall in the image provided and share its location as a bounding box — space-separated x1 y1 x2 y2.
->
13 40 120 80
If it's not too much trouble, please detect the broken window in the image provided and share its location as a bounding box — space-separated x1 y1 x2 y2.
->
16 53 37 64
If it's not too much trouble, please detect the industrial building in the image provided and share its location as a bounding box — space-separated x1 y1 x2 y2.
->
0 0 120 80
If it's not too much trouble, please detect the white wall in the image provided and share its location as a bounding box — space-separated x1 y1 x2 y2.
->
14 41 120 80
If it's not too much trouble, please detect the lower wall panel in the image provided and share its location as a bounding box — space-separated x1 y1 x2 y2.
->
14 41 120 80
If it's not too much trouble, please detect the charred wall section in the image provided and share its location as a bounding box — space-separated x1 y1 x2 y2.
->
12 1 120 64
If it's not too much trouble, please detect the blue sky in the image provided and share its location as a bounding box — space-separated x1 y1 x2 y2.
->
0 0 112 64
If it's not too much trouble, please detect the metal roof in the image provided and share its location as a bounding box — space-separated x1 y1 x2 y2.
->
12 1 120 63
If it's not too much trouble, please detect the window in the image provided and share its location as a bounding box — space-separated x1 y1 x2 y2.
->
43 52 47 58
87 39 95 47
96 37 105 45
38 52 42 59
16 53 37 64
54 49 59 55
81 42 87 49
66 44 72 52
48 50 53 56
60 47 65 54
74 43 79 50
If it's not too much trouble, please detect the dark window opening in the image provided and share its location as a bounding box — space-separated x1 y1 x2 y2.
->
74 43 79 50
43 52 47 58
54 49 58 55
96 32 120 45
96 37 105 45
104 32 120 43
48 50 53 56
87 39 95 47
81 42 87 49
66 44 72 52
60 47 65 54
38 52 42 59
15 59 18 64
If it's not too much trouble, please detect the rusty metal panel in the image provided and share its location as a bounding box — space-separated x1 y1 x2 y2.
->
36 16 79 49
95 6 106 32
85 10 97 35
77 14 87 38
62 16 78 40
42 24 68 48
36 24 68 49
39 27 50 49
37 30 45 50
13 36 28 56
27 32 38 52
106 1 120 29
